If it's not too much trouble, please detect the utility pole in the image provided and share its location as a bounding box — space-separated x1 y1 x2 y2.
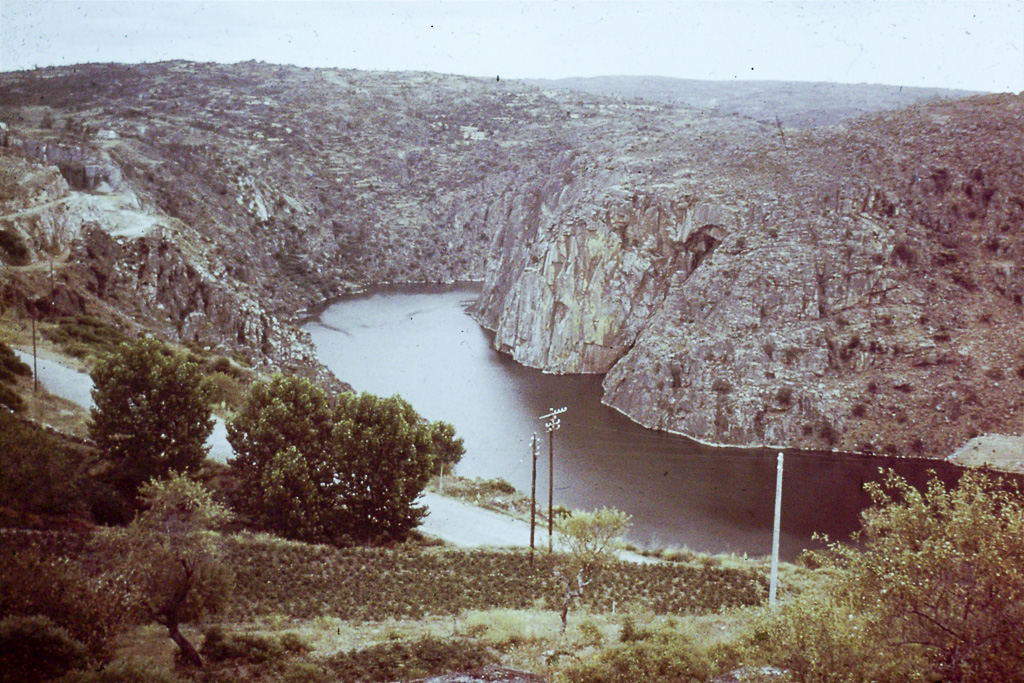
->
530 433 538 566
30 305 38 394
769 451 784 608
540 407 567 552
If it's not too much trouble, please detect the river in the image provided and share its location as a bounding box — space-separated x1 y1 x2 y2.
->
305 283 964 560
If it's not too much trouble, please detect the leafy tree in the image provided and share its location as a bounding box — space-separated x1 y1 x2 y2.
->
427 420 465 476
332 391 443 540
89 338 213 501
258 445 326 541
114 474 234 667
227 375 463 543
554 507 632 632
226 375 339 537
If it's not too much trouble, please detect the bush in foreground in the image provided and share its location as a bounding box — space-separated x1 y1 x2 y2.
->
327 636 496 683
753 469 1024 683
0 615 89 683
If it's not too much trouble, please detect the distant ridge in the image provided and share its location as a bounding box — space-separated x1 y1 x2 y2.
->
522 76 979 128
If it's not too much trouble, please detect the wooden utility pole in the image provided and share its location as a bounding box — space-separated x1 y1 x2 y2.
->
540 407 567 552
31 308 38 394
769 451 784 608
530 433 538 565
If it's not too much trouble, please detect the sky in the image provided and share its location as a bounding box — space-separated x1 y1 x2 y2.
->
1 1 1022 92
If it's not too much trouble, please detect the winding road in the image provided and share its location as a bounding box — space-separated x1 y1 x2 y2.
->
13 347 544 548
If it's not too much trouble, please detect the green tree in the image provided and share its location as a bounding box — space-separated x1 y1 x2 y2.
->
226 375 338 538
227 376 462 543
427 420 465 476
332 391 442 540
89 338 213 501
115 473 234 667
554 507 632 632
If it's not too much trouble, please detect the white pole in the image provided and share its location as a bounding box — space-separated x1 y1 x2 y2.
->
769 451 784 608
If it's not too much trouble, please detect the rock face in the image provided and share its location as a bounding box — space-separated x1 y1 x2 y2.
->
2 130 123 192
1 62 1020 458
475 94 1024 458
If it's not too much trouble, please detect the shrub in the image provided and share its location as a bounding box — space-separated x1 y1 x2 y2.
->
327 636 496 683
748 593 925 683
280 631 310 654
0 342 31 412
41 316 126 360
775 387 793 406
757 471 1024 683
0 227 30 265
578 619 604 647
0 411 88 516
711 378 733 394
200 371 247 411
200 626 285 664
0 615 89 683
54 659 190 683
618 615 650 642
984 367 1004 381
564 630 725 683
0 341 32 384
0 383 25 412
0 542 135 659
891 239 917 266
824 470 1024 683
277 659 332 683
463 609 553 647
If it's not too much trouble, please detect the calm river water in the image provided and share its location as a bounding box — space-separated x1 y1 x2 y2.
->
305 283 963 560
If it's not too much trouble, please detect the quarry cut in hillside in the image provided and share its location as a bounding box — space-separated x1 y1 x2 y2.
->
1 62 1021 460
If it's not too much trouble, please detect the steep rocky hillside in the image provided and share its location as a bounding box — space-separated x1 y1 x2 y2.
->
474 93 1024 458
1 61 596 373
1 62 1020 458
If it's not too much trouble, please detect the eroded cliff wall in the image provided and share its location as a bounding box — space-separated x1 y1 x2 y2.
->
474 94 1024 458
2 64 1020 458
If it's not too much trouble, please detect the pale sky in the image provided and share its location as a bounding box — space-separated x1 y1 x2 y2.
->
1 1 1022 92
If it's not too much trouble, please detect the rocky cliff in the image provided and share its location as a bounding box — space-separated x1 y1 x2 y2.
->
1 63 1020 458
474 94 1024 458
